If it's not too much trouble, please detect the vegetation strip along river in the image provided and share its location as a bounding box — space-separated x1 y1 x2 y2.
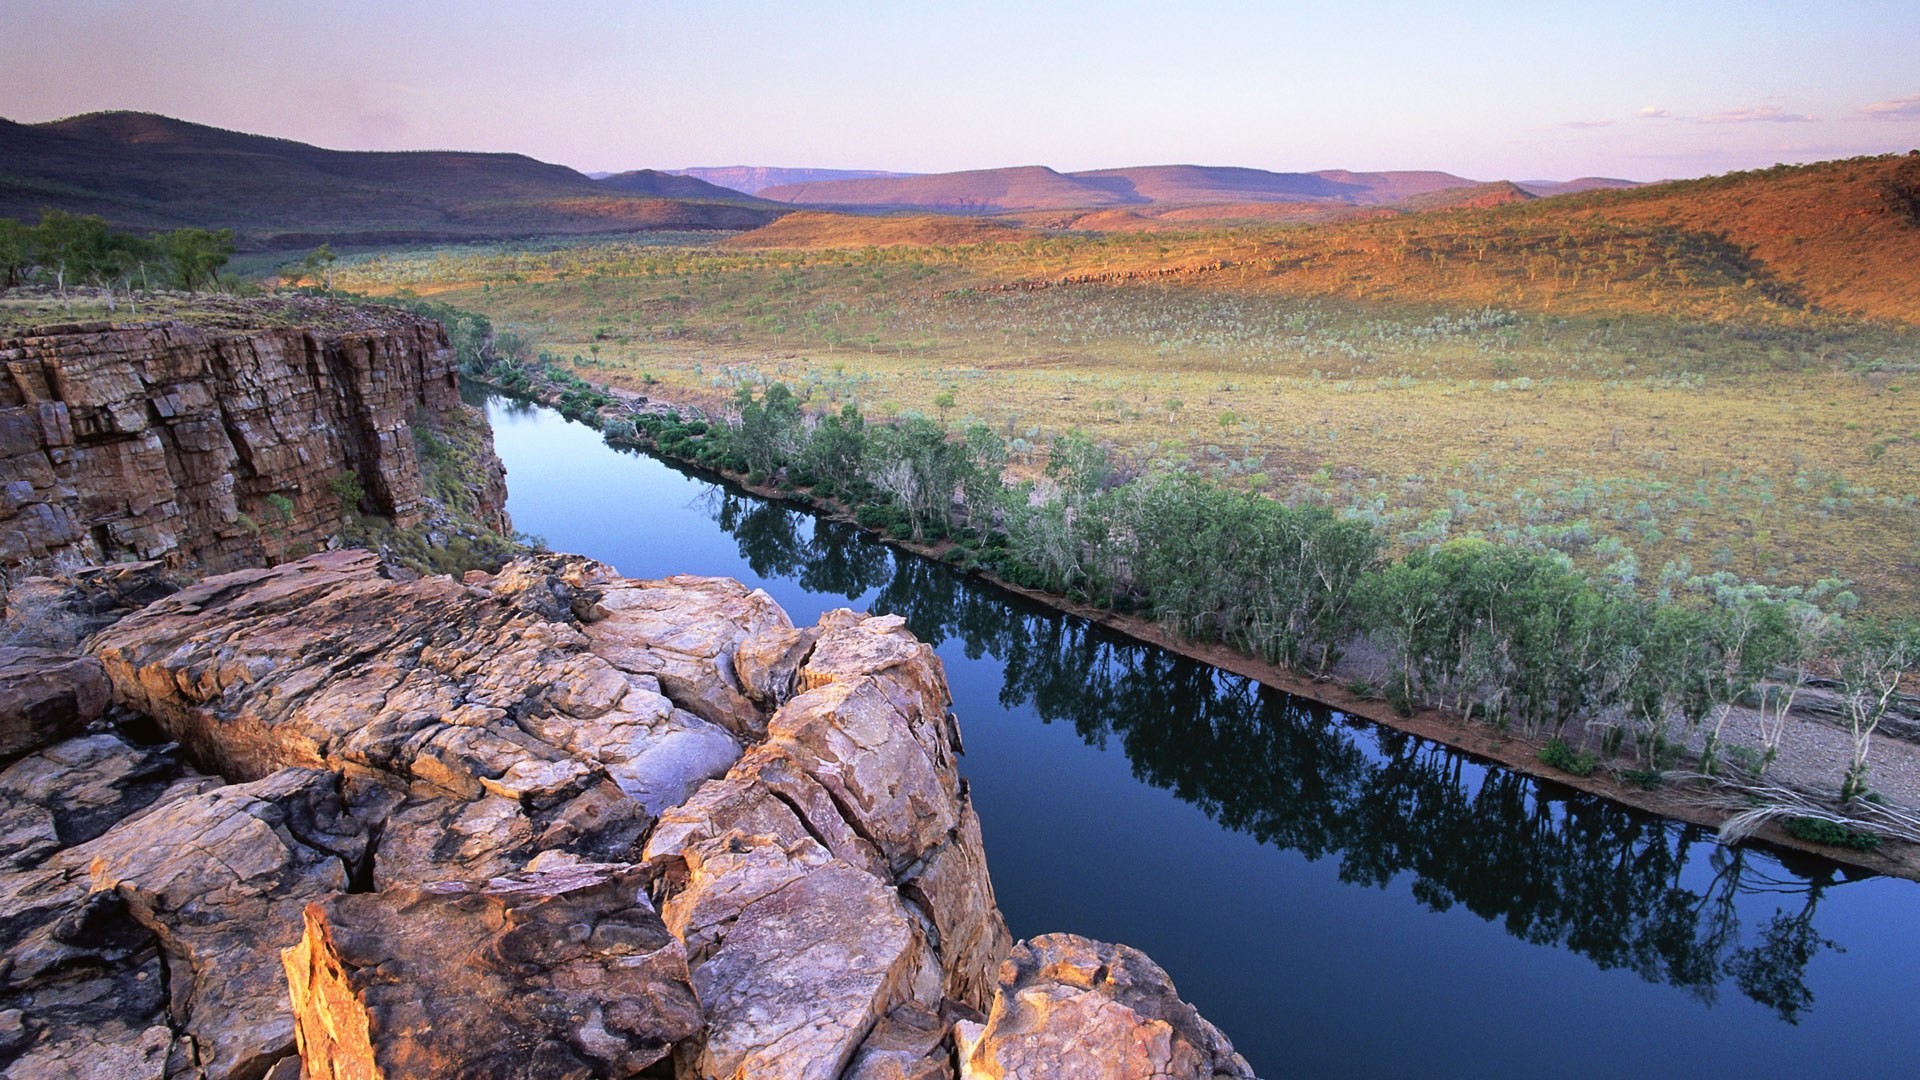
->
481 387 1920 1080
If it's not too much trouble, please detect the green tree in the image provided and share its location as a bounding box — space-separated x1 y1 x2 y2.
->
31 209 111 305
734 382 803 479
160 227 236 291
804 403 867 492
0 218 32 289
1832 617 1919 801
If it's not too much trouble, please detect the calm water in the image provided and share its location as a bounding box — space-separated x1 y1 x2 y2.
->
483 392 1920 1079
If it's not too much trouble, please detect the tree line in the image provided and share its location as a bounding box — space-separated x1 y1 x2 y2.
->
0 210 236 308
479 351 1917 837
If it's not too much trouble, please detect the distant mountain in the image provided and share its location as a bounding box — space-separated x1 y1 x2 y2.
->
670 167 921 195
595 169 759 200
756 163 1492 213
1516 177 1644 197
0 111 785 249
1071 165 1481 205
1393 180 1538 212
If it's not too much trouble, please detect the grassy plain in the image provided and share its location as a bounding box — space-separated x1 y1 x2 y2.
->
330 155 1920 613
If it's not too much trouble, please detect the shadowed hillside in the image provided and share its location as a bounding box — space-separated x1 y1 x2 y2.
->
759 163 1495 214
759 166 1138 213
595 169 765 201
0 111 785 249
670 166 920 194
725 211 1027 249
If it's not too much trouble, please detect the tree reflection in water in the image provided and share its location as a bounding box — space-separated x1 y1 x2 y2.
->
704 486 1848 1023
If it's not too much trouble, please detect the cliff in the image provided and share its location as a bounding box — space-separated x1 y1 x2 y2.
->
0 301 509 596
0 551 1255 1079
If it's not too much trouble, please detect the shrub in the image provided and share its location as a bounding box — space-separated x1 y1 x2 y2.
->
1538 738 1598 777
1782 816 1881 851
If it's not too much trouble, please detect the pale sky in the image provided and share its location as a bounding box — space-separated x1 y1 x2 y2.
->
3 0 1918 182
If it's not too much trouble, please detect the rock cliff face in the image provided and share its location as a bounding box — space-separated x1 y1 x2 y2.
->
0 305 508 592
0 551 1256 1078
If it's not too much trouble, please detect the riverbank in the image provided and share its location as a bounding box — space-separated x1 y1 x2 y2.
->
479 374 1920 881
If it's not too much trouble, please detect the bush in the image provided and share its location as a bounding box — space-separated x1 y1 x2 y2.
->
1781 816 1881 851
1538 738 1599 777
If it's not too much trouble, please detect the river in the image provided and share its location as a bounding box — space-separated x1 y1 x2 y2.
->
481 391 1920 1079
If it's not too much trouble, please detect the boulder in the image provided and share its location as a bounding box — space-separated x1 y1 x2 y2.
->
0 647 111 758
661 833 937 1080
954 934 1256 1080
0 764 360 1080
283 862 700 1080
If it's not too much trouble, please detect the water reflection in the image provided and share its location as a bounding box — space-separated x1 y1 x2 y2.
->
702 487 1847 1022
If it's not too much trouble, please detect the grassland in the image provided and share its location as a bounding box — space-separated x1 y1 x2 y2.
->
329 154 1920 614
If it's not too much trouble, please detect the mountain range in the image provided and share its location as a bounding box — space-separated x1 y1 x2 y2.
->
1 111 1647 249
0 112 782 249
750 164 1640 214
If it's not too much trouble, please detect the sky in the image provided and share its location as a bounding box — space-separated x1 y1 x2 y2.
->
3 0 1918 182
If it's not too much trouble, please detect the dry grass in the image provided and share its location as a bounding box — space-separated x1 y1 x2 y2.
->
330 155 1920 613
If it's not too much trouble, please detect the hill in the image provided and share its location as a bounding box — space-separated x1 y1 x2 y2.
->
758 166 1139 213
670 166 920 195
758 163 1492 213
595 169 763 200
1517 177 1643 197
1530 154 1920 322
0 111 785 249
725 211 1026 249
1069 165 1483 205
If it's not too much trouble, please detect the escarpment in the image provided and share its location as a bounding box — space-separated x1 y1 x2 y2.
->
0 307 1252 1078
0 304 508 594
0 550 1254 1078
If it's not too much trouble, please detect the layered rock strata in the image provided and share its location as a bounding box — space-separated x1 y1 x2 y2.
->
0 550 1251 1078
0 308 508 589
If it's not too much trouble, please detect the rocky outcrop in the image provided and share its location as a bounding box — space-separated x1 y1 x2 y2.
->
1 550 1250 1078
285 862 702 1079
0 303 508 591
955 935 1256 1080
0 647 109 757
76 551 1014 1077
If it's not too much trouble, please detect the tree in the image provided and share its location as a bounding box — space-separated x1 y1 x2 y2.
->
160 227 235 291
1832 617 1919 801
87 231 160 312
1752 601 1834 778
302 243 338 290
0 218 31 289
804 403 867 492
31 209 111 306
734 382 803 479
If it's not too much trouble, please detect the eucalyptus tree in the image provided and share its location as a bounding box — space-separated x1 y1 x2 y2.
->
1832 617 1919 801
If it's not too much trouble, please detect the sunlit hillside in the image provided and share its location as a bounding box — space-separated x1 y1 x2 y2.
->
332 153 1920 613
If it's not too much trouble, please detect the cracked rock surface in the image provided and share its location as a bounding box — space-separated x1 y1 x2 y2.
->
1 550 1251 1078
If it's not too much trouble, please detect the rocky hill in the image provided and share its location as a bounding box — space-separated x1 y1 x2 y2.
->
0 308 1258 1077
2 550 1256 1079
0 299 508 616
0 112 785 249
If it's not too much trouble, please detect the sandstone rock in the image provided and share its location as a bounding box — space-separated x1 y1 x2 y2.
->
585 574 794 738
733 623 819 707
0 647 111 758
62 551 1247 1080
0 733 200 871
0 560 182 650
954 934 1256 1080
0 313 508 586
662 833 938 1080
0 765 359 1080
844 1003 965 1080
284 862 699 1080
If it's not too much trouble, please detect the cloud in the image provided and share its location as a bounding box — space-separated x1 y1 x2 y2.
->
1860 93 1920 120
1635 106 1672 119
1697 105 1816 124
1560 119 1614 129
